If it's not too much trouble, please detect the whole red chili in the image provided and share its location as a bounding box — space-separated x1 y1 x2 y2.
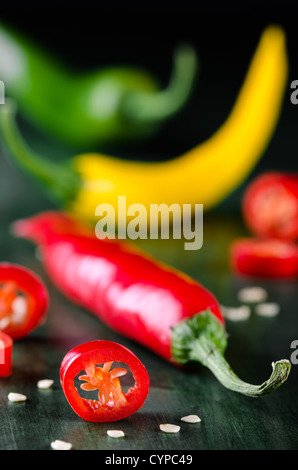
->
60 340 150 422
12 211 291 397
0 263 49 339
243 172 298 240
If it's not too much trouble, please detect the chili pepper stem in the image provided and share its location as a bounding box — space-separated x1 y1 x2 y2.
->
193 346 290 397
0 100 81 205
122 44 198 122
172 310 291 397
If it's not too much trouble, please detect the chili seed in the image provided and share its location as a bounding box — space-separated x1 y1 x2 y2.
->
8 392 27 402
11 296 28 323
221 305 251 321
107 430 125 438
159 424 180 433
255 302 280 317
237 286 268 303
0 317 10 329
181 414 201 423
37 379 54 389
51 440 72 450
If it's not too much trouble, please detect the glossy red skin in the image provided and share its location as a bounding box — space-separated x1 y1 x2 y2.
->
60 340 150 422
0 331 13 377
243 172 298 240
0 263 49 339
231 238 298 279
12 211 223 361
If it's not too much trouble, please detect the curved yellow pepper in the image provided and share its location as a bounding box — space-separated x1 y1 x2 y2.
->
0 26 288 226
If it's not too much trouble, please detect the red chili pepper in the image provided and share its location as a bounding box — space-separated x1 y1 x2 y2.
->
0 331 13 377
0 263 49 339
12 211 291 397
230 238 298 279
60 340 149 422
243 172 298 240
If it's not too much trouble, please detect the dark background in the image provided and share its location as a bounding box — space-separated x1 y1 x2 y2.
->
1 7 297 165
1 6 298 214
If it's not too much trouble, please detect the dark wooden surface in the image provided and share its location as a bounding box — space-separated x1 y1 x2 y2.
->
0 141 298 451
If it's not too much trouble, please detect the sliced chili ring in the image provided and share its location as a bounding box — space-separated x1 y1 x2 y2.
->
230 238 298 279
0 331 13 377
242 172 298 240
0 263 49 339
60 340 150 423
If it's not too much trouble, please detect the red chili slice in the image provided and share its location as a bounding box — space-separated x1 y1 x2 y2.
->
0 263 49 339
0 331 13 377
243 172 298 240
230 238 298 279
60 340 150 422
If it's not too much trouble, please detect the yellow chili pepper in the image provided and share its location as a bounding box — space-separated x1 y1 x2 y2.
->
0 26 288 227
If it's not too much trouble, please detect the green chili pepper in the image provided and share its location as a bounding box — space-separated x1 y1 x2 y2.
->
0 23 198 147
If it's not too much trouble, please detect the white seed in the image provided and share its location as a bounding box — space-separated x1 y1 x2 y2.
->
255 302 280 317
221 305 251 321
159 424 180 433
11 296 27 324
8 392 27 402
37 379 54 389
237 286 268 303
51 440 72 450
0 317 10 329
181 414 201 423
107 430 125 438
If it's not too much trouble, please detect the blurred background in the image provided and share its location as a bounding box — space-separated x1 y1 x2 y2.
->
0 7 297 213
0 6 297 259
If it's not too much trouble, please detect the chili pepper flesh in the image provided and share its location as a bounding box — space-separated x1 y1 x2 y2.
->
78 361 128 407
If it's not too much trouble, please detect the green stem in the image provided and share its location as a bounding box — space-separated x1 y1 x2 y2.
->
123 44 198 122
172 310 291 397
0 100 81 205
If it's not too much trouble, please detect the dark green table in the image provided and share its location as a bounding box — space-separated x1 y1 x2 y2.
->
0 139 298 451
